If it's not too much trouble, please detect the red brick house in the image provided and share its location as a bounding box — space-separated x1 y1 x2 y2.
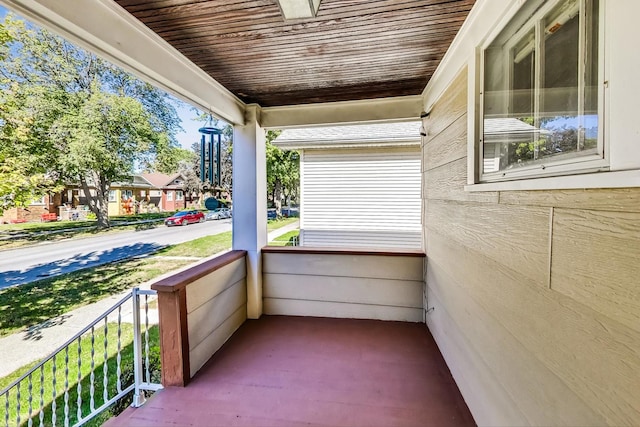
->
140 172 196 212
0 193 60 223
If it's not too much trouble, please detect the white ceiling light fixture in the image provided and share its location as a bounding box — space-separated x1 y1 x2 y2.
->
275 0 321 20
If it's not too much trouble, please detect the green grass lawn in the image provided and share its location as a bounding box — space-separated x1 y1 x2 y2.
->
156 231 232 258
0 324 160 427
268 230 299 246
0 220 96 232
267 217 298 231
0 233 233 338
0 213 170 233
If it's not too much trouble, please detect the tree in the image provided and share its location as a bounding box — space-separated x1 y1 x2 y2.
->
51 85 160 226
0 15 181 227
0 79 66 212
266 130 299 216
177 145 201 204
149 145 194 175
0 21 61 211
219 125 234 194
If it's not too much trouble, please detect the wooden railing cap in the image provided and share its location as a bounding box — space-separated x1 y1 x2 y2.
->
151 250 247 292
261 246 425 257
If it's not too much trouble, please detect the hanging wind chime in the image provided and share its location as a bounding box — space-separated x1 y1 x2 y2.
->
198 114 222 194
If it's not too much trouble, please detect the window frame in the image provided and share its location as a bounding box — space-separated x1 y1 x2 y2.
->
477 0 607 183
31 195 46 205
166 191 173 202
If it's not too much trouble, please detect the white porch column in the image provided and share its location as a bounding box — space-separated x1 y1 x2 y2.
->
232 104 267 319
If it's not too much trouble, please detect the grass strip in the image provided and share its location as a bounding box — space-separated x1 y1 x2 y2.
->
267 217 298 231
156 231 232 258
0 213 171 233
268 230 300 246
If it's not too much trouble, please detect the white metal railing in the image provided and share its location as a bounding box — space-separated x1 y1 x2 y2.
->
0 288 162 427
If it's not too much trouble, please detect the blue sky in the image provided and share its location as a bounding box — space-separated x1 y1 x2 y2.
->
174 102 208 150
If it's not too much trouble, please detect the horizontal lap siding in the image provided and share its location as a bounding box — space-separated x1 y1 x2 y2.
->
301 229 422 249
302 148 421 249
423 67 640 425
263 252 424 322
186 257 247 377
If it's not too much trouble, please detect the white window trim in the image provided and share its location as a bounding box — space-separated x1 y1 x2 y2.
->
166 191 173 201
466 169 640 192
31 196 46 205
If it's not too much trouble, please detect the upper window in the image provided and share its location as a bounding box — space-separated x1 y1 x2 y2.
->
166 191 173 201
176 191 184 201
108 190 117 202
481 0 602 181
31 195 46 205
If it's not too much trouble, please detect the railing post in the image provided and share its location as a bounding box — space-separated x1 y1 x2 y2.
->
131 288 146 407
151 286 190 387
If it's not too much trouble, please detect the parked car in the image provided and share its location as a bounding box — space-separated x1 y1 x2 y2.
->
164 210 205 226
281 207 300 218
267 208 277 220
205 208 232 221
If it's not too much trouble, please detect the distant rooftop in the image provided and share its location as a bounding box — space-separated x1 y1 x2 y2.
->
484 118 551 136
273 122 422 150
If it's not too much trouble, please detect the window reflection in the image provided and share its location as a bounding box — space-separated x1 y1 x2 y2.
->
482 0 599 175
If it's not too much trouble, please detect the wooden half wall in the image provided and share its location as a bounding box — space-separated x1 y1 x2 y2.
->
152 250 247 386
262 246 425 322
423 67 640 425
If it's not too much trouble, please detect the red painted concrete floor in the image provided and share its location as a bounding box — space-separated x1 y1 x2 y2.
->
105 316 475 426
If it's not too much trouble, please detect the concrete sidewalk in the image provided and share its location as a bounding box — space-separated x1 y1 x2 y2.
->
0 221 299 379
267 219 299 242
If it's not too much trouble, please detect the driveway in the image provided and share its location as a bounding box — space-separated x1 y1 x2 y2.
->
0 219 232 289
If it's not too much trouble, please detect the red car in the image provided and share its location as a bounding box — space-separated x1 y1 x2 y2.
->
164 210 205 226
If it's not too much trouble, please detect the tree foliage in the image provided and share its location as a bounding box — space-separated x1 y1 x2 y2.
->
266 130 299 216
0 15 181 227
150 146 194 175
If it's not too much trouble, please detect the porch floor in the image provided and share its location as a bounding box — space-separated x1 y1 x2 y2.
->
106 315 475 426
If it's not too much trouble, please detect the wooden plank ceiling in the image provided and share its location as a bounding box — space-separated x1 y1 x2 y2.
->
114 0 476 107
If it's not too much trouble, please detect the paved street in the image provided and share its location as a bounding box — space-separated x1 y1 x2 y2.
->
0 219 232 289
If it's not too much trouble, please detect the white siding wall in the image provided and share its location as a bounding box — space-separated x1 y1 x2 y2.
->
263 250 424 322
301 147 421 249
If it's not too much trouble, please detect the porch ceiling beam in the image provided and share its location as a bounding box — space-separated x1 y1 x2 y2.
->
260 95 425 129
0 0 246 126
